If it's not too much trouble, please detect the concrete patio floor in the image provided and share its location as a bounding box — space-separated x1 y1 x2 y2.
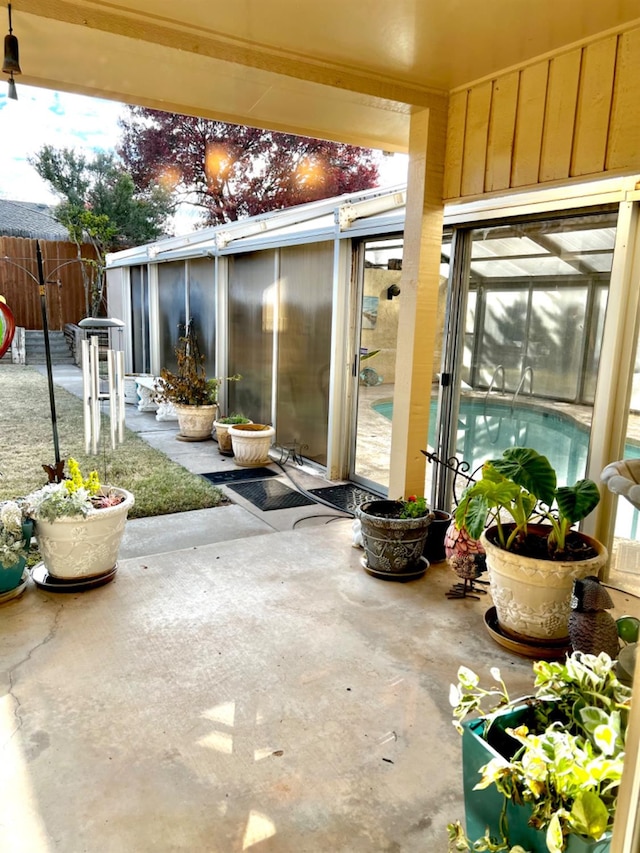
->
3 521 542 853
2 366 638 852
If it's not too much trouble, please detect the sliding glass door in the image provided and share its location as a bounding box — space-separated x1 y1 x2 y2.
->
350 235 451 494
439 211 617 502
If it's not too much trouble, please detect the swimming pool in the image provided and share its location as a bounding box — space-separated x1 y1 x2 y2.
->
372 397 640 487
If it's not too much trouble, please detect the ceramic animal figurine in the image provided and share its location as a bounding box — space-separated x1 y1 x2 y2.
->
569 576 619 658
444 521 487 599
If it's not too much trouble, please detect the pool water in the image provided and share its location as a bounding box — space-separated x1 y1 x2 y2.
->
372 397 628 487
373 396 640 539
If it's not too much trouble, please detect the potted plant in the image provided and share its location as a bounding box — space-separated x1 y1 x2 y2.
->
228 422 276 467
356 496 433 579
25 458 134 580
448 651 630 853
456 448 607 642
213 414 252 456
0 499 33 596
156 321 241 441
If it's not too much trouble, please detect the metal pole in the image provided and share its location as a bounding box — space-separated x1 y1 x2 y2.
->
36 240 62 469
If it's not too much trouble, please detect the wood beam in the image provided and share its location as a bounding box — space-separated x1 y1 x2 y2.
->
19 1 445 112
388 105 447 499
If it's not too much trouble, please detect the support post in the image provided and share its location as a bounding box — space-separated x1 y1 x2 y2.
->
388 104 447 499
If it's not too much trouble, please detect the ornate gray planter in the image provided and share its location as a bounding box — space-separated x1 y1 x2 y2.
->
356 500 432 580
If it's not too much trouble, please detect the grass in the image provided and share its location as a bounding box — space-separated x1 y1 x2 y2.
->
0 365 224 519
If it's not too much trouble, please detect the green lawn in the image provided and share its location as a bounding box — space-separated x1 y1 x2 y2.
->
0 365 224 518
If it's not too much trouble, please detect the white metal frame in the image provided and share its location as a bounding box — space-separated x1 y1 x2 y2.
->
326 237 354 480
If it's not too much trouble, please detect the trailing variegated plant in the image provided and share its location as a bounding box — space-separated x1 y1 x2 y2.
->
448 652 632 853
0 500 30 568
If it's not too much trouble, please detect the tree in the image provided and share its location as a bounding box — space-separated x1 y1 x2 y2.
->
118 107 381 226
31 147 172 316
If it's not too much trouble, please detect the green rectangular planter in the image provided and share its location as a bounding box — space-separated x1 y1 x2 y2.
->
462 707 611 853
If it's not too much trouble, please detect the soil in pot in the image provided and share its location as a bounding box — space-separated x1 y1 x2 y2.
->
488 526 599 561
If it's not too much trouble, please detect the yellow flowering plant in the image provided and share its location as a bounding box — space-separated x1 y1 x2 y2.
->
65 458 101 496
25 459 122 521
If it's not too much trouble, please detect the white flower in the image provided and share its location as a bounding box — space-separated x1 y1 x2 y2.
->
0 500 29 569
0 500 23 535
25 483 93 522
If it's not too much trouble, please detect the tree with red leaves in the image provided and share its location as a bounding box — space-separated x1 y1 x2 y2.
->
118 107 381 226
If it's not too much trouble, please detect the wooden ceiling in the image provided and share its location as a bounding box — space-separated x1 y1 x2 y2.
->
10 1 640 151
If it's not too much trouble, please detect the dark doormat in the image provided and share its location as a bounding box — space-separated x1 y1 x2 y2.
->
201 467 278 486
308 483 382 513
228 479 316 511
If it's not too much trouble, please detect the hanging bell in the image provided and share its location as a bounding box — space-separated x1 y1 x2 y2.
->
3 32 20 75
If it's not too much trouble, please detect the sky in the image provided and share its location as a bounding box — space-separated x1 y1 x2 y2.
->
0 83 408 235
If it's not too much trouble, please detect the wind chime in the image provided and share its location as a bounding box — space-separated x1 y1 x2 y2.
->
79 319 126 456
3 3 20 100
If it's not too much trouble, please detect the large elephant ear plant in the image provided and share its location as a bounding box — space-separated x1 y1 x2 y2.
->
456 447 601 558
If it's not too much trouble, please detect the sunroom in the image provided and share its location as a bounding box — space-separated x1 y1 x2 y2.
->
10 3 640 849
106 175 640 596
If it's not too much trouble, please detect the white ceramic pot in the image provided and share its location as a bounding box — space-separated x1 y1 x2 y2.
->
481 524 608 642
35 487 135 579
174 404 218 440
228 424 275 467
214 419 253 454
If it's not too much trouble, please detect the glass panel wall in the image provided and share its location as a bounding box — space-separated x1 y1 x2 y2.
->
188 258 216 376
451 210 617 490
130 265 150 373
583 287 608 403
609 331 640 597
227 251 275 425
158 261 187 372
277 242 333 466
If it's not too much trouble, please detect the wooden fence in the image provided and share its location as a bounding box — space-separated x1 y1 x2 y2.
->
0 236 99 330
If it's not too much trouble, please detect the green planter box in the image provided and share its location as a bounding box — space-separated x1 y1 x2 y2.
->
462 707 611 852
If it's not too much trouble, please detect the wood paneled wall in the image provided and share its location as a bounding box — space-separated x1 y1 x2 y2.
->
444 26 640 201
0 237 98 330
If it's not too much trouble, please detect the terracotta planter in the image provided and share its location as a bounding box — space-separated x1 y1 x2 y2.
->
228 423 275 467
174 404 218 440
357 500 432 577
35 487 134 579
481 524 608 642
214 419 253 455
